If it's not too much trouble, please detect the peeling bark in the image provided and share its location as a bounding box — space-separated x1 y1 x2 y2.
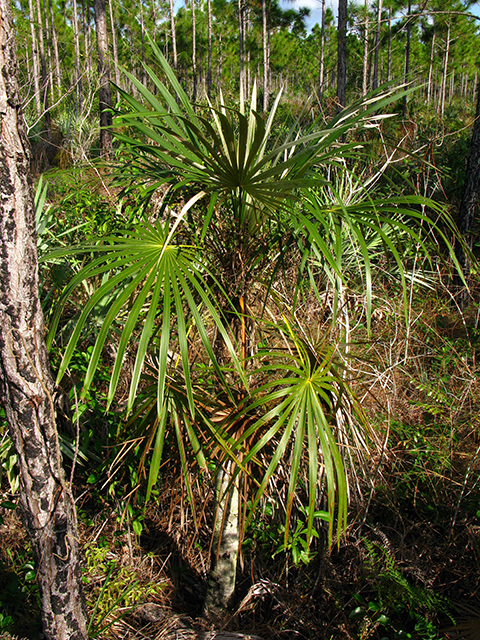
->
0 3 88 638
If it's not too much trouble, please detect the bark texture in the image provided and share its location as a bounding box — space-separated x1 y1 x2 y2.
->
0 3 88 638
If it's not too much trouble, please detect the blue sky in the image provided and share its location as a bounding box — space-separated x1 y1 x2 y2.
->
279 0 480 35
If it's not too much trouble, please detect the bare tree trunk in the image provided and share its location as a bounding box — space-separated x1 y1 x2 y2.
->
28 0 42 118
48 0 61 91
362 0 369 95
262 0 268 110
108 0 120 99
42 0 54 98
35 0 51 132
427 23 435 103
94 0 113 155
217 31 222 90
207 0 212 96
238 0 245 101
318 0 325 103
402 0 411 118
72 0 83 115
387 6 391 82
169 0 177 70
139 0 146 85
246 11 251 100
192 0 197 103
440 20 450 118
0 3 88 637
82 0 93 80
337 0 347 110
372 0 382 90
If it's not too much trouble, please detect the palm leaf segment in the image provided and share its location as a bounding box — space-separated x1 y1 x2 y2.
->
46 220 245 417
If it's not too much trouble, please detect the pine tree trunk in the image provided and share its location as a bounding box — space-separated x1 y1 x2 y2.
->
337 0 347 110
48 0 61 91
72 0 82 115
402 0 411 118
35 0 51 131
362 0 369 95
94 0 113 155
139 0 146 85
82 0 93 79
387 6 391 82
169 0 177 70
238 0 245 101
262 0 268 111
318 0 325 104
108 0 120 99
207 0 212 97
28 0 42 118
42 0 54 98
192 0 197 103
0 3 88 637
372 0 382 90
427 24 435 103
440 20 450 117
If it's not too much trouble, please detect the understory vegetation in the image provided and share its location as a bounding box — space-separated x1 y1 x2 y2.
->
2 47 480 640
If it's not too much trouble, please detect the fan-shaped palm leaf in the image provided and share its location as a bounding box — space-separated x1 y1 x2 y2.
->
44 219 246 416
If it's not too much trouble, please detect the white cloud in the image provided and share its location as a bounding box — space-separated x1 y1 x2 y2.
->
280 0 340 32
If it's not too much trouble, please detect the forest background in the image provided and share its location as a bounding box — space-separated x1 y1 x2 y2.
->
2 0 480 639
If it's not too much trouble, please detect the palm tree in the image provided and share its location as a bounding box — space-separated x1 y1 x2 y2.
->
46 40 463 618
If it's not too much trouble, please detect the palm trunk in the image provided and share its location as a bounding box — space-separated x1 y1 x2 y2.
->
0 3 88 636
203 462 240 619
